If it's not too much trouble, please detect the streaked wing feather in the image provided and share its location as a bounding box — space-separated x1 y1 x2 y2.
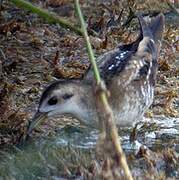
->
99 50 134 83
85 48 149 87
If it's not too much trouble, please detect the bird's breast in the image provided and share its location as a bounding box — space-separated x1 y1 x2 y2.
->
111 80 154 126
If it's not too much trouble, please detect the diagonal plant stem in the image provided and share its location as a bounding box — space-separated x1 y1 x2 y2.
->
74 2 100 83
10 0 83 35
75 0 133 179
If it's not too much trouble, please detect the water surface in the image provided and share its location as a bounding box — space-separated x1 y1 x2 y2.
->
0 116 178 179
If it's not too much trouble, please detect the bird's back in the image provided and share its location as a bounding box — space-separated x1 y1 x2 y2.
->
85 14 165 126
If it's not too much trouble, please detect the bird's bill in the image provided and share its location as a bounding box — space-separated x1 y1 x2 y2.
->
27 111 48 135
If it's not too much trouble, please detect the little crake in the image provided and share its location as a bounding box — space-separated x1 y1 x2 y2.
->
27 14 165 134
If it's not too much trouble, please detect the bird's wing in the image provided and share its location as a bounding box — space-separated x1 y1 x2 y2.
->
98 47 151 87
84 32 142 83
98 48 139 85
84 14 164 87
84 47 141 86
84 40 156 88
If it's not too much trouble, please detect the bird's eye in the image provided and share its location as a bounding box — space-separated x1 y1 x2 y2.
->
48 96 58 105
62 94 73 100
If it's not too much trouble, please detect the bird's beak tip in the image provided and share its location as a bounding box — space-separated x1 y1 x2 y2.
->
26 111 47 135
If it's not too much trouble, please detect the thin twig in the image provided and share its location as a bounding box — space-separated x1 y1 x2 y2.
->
10 0 83 35
75 0 133 179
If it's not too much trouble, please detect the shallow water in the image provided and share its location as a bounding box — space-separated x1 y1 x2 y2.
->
0 116 178 179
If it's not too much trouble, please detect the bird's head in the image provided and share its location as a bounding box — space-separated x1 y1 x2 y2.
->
27 80 97 134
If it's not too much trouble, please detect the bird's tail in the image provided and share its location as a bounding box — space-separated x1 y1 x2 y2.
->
137 14 165 56
136 14 165 87
138 13 165 44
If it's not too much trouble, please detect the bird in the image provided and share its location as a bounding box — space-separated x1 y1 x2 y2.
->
27 14 165 135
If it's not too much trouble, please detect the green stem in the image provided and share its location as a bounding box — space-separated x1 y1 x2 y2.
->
75 0 133 180
74 0 101 83
10 0 83 35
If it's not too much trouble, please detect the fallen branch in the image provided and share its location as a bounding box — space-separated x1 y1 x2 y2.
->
75 0 133 179
10 0 83 35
